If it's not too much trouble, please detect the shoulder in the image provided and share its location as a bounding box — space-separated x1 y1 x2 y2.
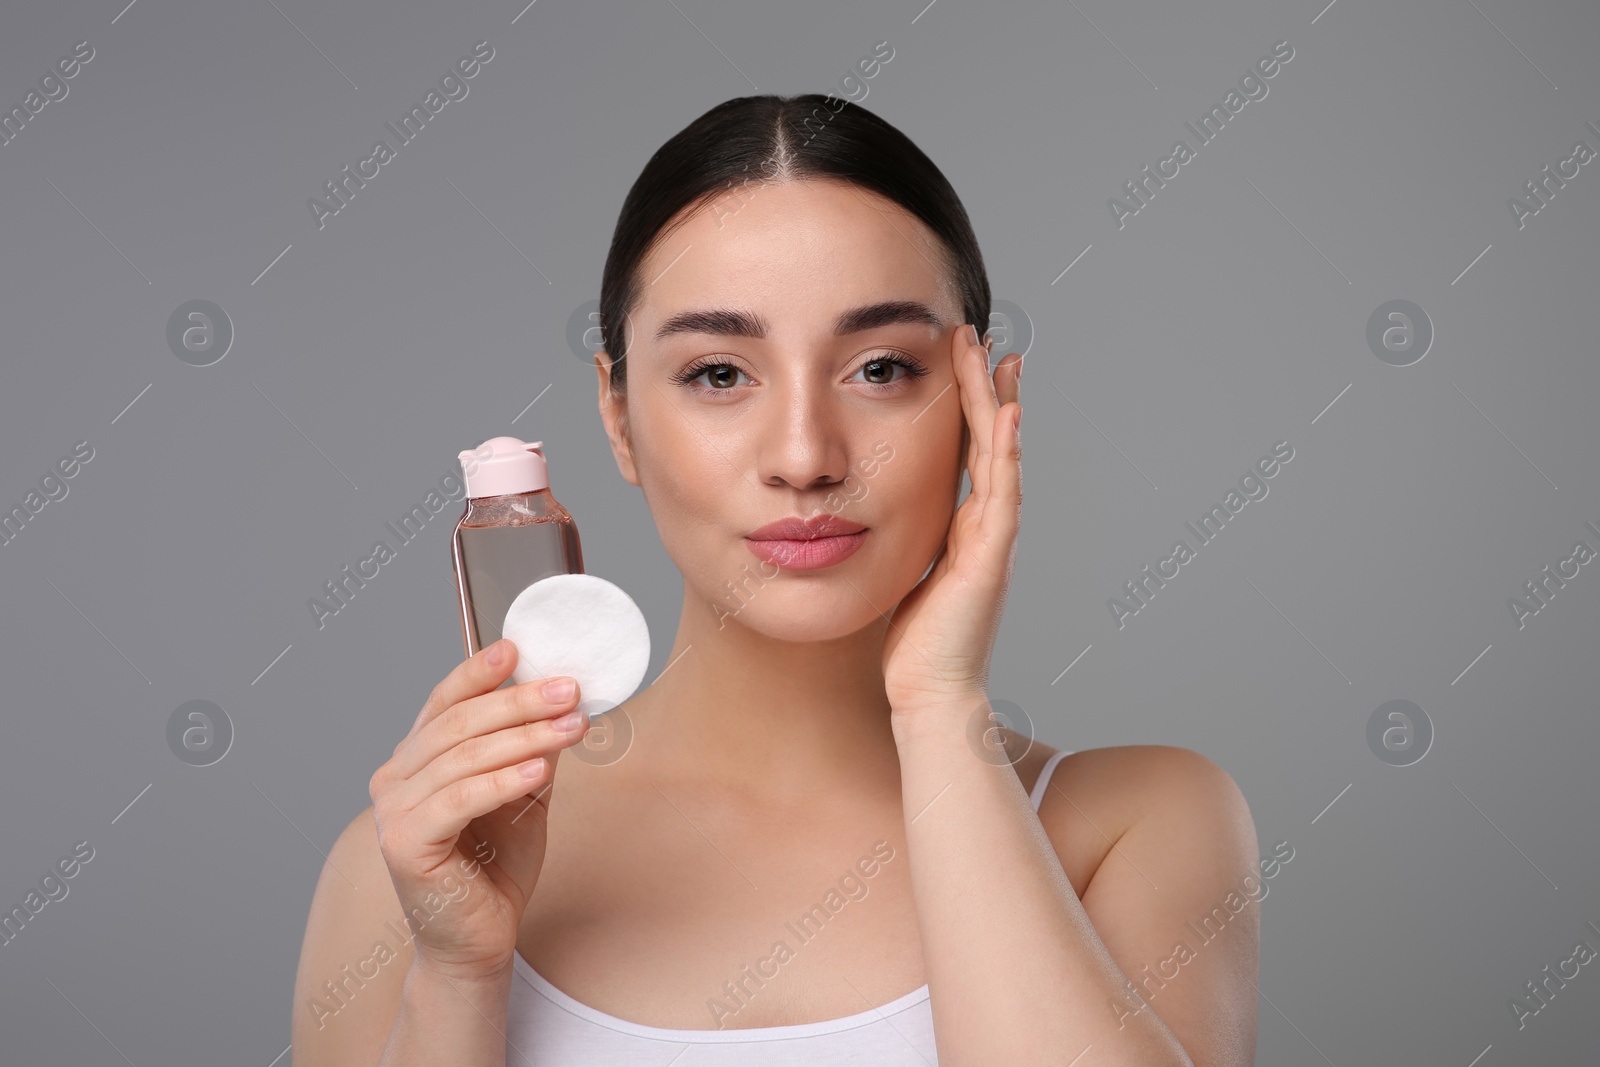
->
1040 743 1249 848
1044 743 1241 806
1024 745 1261 1064
1024 740 1241 810
1012 741 1253 895
313 805 403 935
316 804 393 899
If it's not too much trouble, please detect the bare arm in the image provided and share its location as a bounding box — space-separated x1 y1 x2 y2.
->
290 807 515 1066
891 707 1259 1067
1048 745 1261 1066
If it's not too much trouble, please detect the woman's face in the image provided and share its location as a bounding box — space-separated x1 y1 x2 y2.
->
597 178 976 643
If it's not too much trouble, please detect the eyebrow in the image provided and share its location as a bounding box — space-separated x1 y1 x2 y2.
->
652 299 947 343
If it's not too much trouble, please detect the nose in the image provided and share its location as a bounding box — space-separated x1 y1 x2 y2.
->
753 378 855 493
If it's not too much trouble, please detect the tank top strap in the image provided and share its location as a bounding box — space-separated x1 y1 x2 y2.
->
1029 748 1072 813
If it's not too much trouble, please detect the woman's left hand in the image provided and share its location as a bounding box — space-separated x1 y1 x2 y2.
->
882 322 1023 714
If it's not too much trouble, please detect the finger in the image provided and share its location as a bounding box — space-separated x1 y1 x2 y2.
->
949 326 975 487
980 400 1023 553
994 351 1022 411
392 674 582 780
405 754 565 855
950 324 997 502
978 333 1002 404
966 337 992 505
986 350 1019 474
407 639 519 740
389 704 590 812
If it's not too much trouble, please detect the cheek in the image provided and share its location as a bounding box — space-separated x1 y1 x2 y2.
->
873 438 962 564
630 410 751 580
635 424 725 530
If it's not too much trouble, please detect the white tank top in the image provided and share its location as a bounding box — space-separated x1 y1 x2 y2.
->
505 748 1073 1065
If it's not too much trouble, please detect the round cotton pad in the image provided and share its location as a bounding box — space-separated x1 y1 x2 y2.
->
501 573 651 720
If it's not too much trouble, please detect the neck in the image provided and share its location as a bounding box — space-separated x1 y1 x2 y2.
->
626 584 903 802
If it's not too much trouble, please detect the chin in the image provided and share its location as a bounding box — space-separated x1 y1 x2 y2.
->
708 580 891 643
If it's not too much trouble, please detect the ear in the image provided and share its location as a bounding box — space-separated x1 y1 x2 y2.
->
595 351 641 486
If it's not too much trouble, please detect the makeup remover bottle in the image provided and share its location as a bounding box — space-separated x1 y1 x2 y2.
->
451 435 584 658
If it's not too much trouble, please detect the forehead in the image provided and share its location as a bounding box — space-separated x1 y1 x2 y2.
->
629 179 960 340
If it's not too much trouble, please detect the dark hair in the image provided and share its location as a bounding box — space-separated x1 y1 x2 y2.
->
597 93 991 395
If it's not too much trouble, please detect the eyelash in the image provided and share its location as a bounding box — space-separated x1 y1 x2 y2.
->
669 352 931 393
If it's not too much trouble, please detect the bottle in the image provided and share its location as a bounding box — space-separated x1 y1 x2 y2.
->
451 435 584 659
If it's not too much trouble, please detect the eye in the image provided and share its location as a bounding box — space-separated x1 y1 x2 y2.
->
668 351 931 395
669 358 751 392
850 352 930 389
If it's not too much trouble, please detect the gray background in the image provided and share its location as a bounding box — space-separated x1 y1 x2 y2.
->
1 0 1597 1063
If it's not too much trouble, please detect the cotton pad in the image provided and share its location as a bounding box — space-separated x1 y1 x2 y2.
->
501 573 651 720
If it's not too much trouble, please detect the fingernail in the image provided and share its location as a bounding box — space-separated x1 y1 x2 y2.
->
966 323 981 347
487 640 506 666
518 757 547 780
552 709 585 732
543 677 576 702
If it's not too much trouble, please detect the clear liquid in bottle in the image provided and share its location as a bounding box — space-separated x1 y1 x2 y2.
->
450 437 583 659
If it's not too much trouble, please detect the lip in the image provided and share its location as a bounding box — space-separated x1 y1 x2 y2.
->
747 515 868 541
745 514 869 571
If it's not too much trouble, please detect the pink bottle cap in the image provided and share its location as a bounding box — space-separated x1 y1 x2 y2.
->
459 436 549 499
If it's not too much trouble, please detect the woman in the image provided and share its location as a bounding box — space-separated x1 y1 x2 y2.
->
293 94 1260 1066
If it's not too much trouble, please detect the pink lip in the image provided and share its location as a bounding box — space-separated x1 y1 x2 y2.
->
747 515 867 541
745 514 869 570
745 531 868 570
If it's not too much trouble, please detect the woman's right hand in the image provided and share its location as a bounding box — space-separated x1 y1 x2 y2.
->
368 638 590 981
